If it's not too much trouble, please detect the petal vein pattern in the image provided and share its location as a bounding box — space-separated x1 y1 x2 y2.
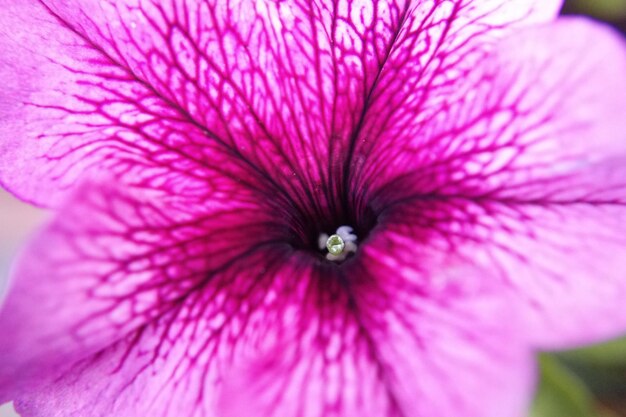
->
3 183 531 417
363 19 626 347
2 0 560 208
0 182 283 400
11 0 626 417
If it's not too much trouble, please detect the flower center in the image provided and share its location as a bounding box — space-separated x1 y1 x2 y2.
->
326 234 345 255
318 226 358 262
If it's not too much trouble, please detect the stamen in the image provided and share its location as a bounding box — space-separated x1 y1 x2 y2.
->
320 225 358 262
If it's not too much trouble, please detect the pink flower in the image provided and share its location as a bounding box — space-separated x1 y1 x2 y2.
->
1 1 625 416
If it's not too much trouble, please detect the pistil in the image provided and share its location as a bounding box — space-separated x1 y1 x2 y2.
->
318 226 358 261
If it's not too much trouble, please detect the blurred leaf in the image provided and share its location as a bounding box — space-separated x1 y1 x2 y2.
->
597 407 620 417
559 337 626 368
567 0 626 20
530 354 594 417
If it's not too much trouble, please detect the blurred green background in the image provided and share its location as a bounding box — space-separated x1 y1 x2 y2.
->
563 0 626 32
0 1 625 416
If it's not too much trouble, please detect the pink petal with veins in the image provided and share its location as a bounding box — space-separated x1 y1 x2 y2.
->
459 19 626 348
4 182 532 417
0 180 282 401
3 1 626 416
218 230 534 417
1 0 561 208
362 18 626 348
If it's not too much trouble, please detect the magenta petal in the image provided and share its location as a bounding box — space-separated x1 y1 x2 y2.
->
365 18 626 349
12 254 304 417
1 2 245 207
343 0 564 199
1 1 561 208
0 179 281 401
462 19 626 348
7 1 623 415
1 0 397 207
11 229 533 417
216 231 533 417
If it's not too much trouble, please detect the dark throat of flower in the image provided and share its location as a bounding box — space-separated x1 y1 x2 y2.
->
285 194 379 265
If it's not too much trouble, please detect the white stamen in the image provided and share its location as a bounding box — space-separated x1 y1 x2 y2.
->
336 226 357 243
318 233 329 251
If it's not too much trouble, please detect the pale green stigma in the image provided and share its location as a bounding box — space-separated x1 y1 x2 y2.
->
319 226 358 262
326 234 345 256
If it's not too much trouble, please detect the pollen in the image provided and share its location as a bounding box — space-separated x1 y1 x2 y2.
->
319 226 358 262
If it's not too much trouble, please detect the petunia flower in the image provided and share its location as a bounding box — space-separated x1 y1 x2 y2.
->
1 1 625 416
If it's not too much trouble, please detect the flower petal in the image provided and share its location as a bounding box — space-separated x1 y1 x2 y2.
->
342 0 560 191
12 247 310 417
455 19 626 348
0 180 283 401
0 0 399 209
1 1 560 208
1 1 269 207
353 230 535 417
368 18 626 348
10 228 533 417
216 231 534 417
